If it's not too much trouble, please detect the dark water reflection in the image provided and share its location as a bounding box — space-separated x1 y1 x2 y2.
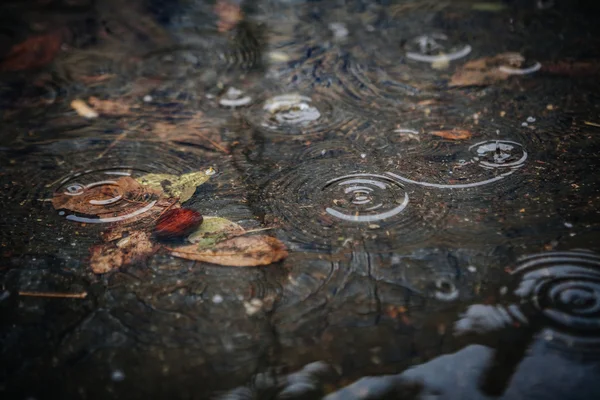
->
1 0 600 399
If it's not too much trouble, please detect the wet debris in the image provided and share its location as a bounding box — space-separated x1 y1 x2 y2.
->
450 53 539 87
90 230 159 274
153 208 204 241
430 129 473 140
70 99 99 119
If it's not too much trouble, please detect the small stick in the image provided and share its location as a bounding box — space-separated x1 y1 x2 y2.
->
18 291 88 299
584 121 600 128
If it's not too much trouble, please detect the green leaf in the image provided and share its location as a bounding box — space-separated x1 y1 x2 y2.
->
187 216 245 248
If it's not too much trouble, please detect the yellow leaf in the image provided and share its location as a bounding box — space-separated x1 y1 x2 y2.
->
136 170 213 202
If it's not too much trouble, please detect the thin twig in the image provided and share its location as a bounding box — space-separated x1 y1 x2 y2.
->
584 121 600 128
18 291 88 299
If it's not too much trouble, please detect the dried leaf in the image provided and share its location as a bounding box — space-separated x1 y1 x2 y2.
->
71 99 99 119
449 54 518 87
52 176 162 216
88 96 131 116
187 216 245 247
170 235 288 267
151 115 229 153
90 231 158 274
136 170 213 203
430 129 473 140
0 29 64 71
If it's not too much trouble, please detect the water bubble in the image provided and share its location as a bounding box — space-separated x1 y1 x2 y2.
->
263 94 321 127
111 369 125 382
246 92 350 136
471 140 528 170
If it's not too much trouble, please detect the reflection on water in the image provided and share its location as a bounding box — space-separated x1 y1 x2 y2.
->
1 0 600 398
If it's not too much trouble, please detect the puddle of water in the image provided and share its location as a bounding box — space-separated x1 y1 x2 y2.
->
1 0 600 399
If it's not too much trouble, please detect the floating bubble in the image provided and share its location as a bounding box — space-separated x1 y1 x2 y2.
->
263 94 321 126
245 92 351 136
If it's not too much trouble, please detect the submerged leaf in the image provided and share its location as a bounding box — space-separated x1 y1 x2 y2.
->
90 231 158 274
136 170 213 202
430 129 473 140
170 235 288 267
188 216 245 244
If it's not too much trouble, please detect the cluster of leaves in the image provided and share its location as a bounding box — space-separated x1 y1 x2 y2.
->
52 171 287 274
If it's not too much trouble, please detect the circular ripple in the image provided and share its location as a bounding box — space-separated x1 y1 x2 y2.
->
387 139 528 190
513 251 600 347
404 33 472 64
52 167 159 224
262 160 448 251
245 92 352 136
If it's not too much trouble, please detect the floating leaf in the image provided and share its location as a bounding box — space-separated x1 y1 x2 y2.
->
188 216 245 245
90 231 158 274
0 29 65 71
154 208 203 241
136 170 213 202
52 176 162 217
430 129 473 140
170 235 288 267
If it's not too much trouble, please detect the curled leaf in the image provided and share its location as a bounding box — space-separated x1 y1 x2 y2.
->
136 170 213 202
430 129 473 140
170 235 288 267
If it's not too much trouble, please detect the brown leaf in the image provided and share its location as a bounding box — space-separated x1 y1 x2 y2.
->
170 235 288 267
0 29 65 71
430 129 473 140
449 53 518 87
52 176 161 217
88 96 131 116
90 231 158 274
214 0 243 33
152 114 229 153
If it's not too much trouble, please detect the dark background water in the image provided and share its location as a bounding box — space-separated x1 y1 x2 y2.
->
1 0 600 399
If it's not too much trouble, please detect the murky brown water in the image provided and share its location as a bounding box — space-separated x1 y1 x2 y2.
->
1 0 600 399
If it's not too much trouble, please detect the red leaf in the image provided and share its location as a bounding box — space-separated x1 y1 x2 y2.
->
0 29 66 71
154 208 203 241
